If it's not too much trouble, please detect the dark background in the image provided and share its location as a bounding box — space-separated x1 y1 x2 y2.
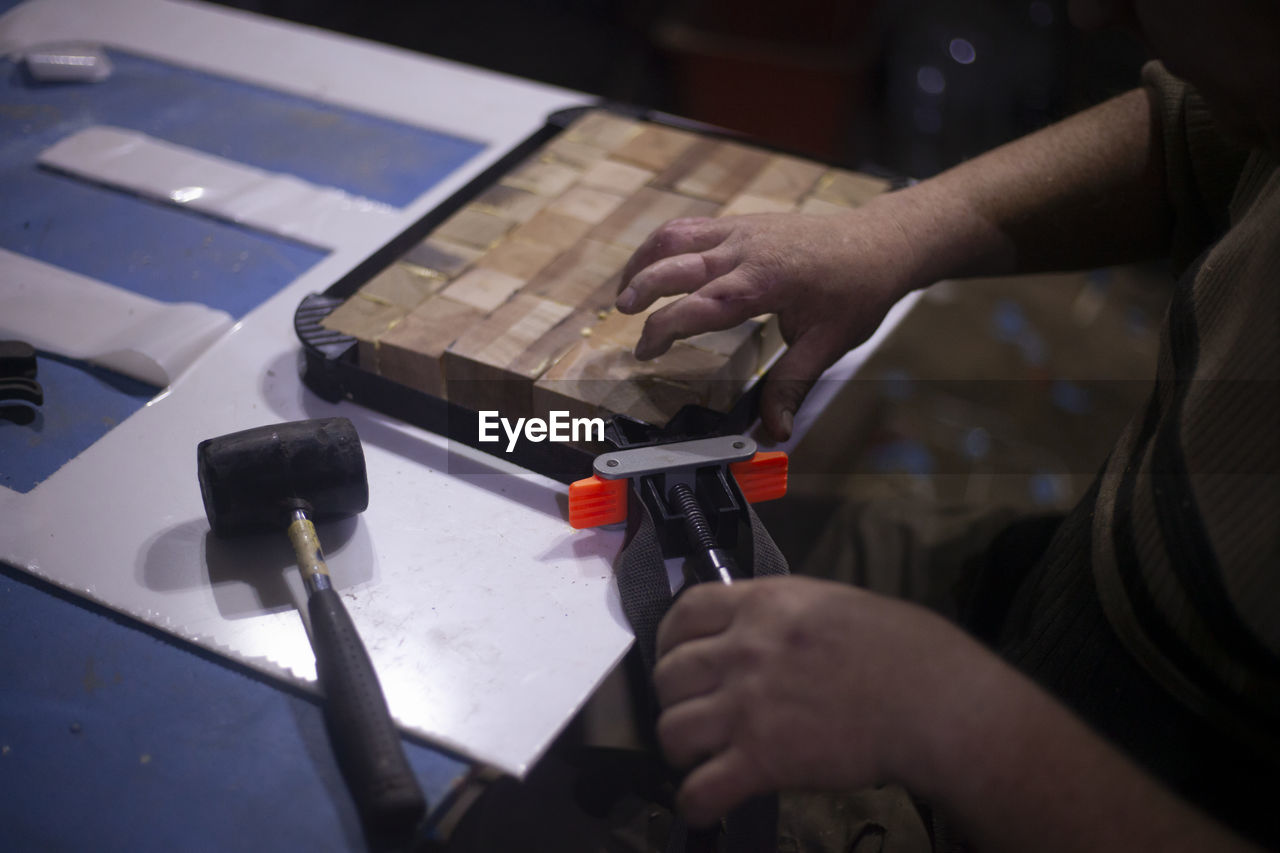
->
212 0 1148 178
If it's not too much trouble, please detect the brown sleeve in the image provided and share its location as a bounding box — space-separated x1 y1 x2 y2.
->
1141 61 1250 271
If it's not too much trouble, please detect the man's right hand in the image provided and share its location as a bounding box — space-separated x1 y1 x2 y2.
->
615 204 924 441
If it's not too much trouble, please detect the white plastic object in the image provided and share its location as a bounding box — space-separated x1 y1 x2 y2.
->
0 249 234 387
39 126 398 250
23 41 113 82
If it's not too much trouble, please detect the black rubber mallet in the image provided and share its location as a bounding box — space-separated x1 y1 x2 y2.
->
197 417 426 840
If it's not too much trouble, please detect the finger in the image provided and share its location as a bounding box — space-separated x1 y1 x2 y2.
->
653 636 724 708
656 692 733 769
620 216 726 290
759 333 838 441
655 584 737 659
633 272 764 361
617 250 731 314
677 747 768 829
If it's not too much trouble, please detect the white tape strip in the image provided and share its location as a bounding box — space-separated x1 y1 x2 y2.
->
0 249 233 387
38 126 397 250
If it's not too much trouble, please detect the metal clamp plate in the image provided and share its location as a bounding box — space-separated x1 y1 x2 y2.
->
593 435 757 480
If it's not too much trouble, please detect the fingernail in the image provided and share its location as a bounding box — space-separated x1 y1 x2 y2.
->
779 409 794 440
616 288 636 312
634 338 656 361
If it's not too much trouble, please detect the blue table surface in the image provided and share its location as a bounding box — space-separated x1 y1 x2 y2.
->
0 563 473 851
0 48 483 493
1 30 490 849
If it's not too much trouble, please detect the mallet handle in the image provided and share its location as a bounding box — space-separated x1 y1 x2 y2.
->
288 512 425 838
309 588 426 838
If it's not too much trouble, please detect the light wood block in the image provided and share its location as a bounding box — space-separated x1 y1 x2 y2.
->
357 262 447 310
440 266 526 314
611 125 700 171
508 209 596 253
798 196 853 217
433 206 516 250
542 137 610 170
501 160 581 197
375 296 482 398
589 187 719 250
742 155 827 203
547 186 628 225
321 293 406 341
671 141 773 204
579 159 655 196
564 111 642 151
718 193 795 217
812 170 891 208
478 238 561 280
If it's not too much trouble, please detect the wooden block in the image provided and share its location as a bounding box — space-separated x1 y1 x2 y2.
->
589 187 720 250
798 196 853 217
547 186 628 225
587 308 651 350
357 262 447 310
450 295 577 373
501 160 581 197
811 170 892 208
524 239 632 309
742 155 827 203
587 297 681 349
508 209 596 253
508 307 599 379
564 111 642 151
650 138 718 191
672 141 773 204
444 294 577 417
579 159 655 196
433 206 515 250
440 266 526 314
611 125 700 171
400 238 484 278
375 296 482 398
321 293 406 341
472 184 552 223
477 238 561 281
718 193 795 217
533 338 738 425
541 137 610 170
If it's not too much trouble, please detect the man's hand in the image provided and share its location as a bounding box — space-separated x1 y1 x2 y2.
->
652 575 982 826
615 208 922 441
652 576 1261 853
615 89 1167 442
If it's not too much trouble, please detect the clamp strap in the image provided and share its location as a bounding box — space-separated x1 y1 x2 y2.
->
616 484 790 671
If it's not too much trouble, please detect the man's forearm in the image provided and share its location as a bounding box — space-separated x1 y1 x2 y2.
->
897 647 1261 853
868 87 1172 289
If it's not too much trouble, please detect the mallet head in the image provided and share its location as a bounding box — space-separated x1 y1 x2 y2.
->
197 417 368 537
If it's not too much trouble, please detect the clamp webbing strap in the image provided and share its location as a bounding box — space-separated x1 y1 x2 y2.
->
616 486 790 677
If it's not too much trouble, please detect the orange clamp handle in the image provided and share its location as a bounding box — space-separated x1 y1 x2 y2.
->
568 474 628 529
730 451 788 504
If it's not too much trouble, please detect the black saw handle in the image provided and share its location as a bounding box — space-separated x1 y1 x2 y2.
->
308 586 426 840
